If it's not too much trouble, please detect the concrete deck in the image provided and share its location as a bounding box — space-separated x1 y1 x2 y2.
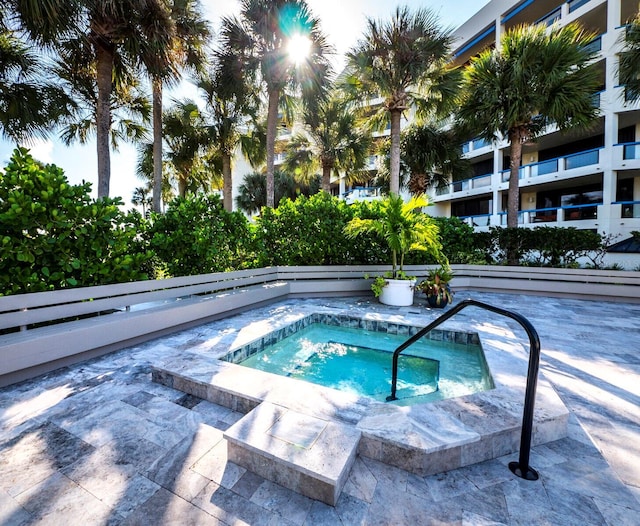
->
1 291 639 525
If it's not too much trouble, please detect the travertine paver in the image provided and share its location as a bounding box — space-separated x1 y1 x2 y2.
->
0 291 639 525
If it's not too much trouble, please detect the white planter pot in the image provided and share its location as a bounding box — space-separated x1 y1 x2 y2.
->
378 279 416 307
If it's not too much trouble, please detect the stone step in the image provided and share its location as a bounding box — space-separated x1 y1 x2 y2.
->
224 402 361 506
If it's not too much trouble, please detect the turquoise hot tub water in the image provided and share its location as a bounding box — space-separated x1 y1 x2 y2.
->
236 322 493 405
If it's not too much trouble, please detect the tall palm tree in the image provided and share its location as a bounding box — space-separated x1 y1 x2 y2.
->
197 49 263 211
619 11 640 102
10 0 174 198
456 23 600 244
219 0 332 208
54 44 151 152
0 7 72 142
142 0 210 213
346 6 459 195
283 92 371 193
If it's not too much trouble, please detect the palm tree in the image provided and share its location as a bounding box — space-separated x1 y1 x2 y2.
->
235 170 319 215
161 99 215 198
219 0 332 208
283 92 371 193
196 49 263 212
142 0 210 213
401 123 470 195
54 45 151 153
456 23 600 245
131 186 152 216
344 193 441 279
346 6 459 195
0 7 72 142
619 11 640 102
10 0 174 198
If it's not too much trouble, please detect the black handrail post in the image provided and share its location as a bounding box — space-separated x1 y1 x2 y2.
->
386 299 540 481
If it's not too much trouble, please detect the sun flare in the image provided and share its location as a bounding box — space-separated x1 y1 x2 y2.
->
287 33 312 65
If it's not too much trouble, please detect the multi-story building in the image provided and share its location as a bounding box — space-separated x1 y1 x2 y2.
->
430 0 640 266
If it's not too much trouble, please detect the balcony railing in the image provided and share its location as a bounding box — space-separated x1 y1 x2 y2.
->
568 0 591 13
501 148 600 182
343 186 382 205
562 203 599 221
582 34 602 54
458 214 492 227
445 173 492 194
530 207 559 223
462 137 491 154
616 200 640 218
498 203 599 225
621 142 640 160
536 7 561 27
564 148 599 170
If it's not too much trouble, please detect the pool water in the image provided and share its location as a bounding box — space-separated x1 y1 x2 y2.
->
238 323 493 405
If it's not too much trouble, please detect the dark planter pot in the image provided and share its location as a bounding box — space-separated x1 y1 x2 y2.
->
427 295 448 308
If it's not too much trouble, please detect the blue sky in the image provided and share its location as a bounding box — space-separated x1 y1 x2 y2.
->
0 0 490 205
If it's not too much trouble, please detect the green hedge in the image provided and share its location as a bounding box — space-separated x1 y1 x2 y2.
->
147 194 256 276
0 148 152 295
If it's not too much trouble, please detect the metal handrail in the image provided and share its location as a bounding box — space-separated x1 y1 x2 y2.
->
386 299 541 481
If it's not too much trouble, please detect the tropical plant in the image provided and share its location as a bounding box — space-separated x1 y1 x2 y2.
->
219 0 332 208
142 0 210 213
54 48 151 152
344 193 442 279
346 6 459 195
417 266 454 306
197 49 264 211
235 170 320 215
9 0 174 198
283 91 371 192
401 122 470 195
160 99 217 197
0 8 72 142
0 148 151 295
131 186 152 217
619 11 640 102
456 23 600 262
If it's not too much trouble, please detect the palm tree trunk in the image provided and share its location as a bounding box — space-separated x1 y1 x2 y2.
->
507 129 524 229
222 152 233 212
321 161 332 193
178 176 188 198
265 88 279 208
507 128 524 266
389 109 402 195
95 44 113 198
152 78 163 213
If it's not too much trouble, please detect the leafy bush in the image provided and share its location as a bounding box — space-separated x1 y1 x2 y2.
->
475 226 603 267
147 194 255 276
0 148 152 295
255 192 385 266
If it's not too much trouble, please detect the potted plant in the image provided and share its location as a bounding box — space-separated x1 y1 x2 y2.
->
345 193 442 306
417 266 454 308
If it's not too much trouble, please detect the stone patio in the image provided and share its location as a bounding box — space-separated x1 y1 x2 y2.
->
1 291 639 525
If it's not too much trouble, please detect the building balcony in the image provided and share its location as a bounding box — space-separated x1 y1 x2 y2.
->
435 173 492 198
500 148 601 184
461 137 492 155
498 203 601 226
342 186 382 205
616 201 640 219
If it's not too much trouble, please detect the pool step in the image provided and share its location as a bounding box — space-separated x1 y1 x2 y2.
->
224 402 361 506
